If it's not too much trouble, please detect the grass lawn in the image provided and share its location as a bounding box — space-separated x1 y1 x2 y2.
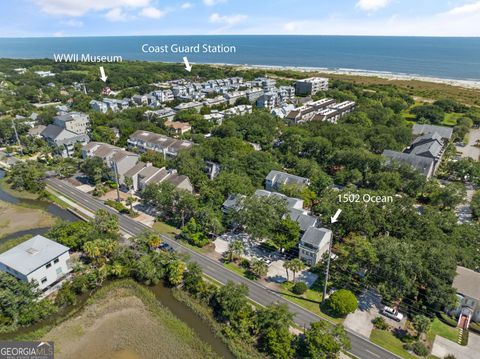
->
152 221 181 237
442 112 464 127
427 318 459 343
370 329 418 359
279 282 343 324
223 262 247 277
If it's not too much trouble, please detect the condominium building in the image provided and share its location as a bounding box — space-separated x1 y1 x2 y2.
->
295 77 329 96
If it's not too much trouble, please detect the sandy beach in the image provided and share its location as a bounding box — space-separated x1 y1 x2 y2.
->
211 63 480 90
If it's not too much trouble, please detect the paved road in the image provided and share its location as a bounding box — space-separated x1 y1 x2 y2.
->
46 178 400 359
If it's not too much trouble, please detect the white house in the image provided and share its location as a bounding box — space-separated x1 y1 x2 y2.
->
0 235 72 291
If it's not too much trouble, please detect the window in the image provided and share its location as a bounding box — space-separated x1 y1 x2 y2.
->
46 263 52 269
41 277 47 284
53 258 59 264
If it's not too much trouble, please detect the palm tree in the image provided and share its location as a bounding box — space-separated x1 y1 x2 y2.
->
250 259 268 279
283 260 293 282
126 196 135 211
226 240 244 262
289 258 306 282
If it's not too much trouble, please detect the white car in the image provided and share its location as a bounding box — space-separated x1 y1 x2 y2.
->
381 306 404 322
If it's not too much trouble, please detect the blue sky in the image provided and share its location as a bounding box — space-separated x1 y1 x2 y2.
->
1 0 480 37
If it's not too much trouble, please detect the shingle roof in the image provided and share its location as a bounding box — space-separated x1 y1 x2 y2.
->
124 161 147 178
382 150 435 177
300 227 332 248
0 235 69 276
452 266 480 299
266 170 310 187
409 139 443 158
412 124 453 140
41 124 67 139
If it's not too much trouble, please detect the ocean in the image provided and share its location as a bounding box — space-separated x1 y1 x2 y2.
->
0 35 479 81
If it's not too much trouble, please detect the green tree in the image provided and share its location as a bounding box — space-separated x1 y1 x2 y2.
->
183 262 204 296
256 303 295 359
272 219 301 252
250 259 268 279
92 209 119 238
236 195 288 241
167 259 186 286
225 240 244 263
80 156 112 184
82 239 117 267
180 218 209 247
298 321 350 359
286 258 306 282
126 196 135 211
214 281 253 335
412 315 431 338
7 161 45 193
328 289 358 316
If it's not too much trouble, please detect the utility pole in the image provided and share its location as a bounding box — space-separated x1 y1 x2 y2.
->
113 161 121 202
322 233 333 304
323 208 342 304
11 118 23 155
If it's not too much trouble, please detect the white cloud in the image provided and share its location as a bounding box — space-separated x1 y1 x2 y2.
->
447 1 480 15
203 0 225 6
181 2 192 9
209 12 246 26
356 0 391 11
139 6 165 19
105 8 128 21
33 0 151 17
61 19 83 27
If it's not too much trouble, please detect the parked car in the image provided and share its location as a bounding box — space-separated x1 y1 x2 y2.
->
381 306 404 322
159 242 173 252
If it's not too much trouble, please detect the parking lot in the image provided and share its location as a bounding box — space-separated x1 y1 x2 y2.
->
214 232 318 287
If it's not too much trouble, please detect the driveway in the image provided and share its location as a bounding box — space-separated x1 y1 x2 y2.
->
456 128 480 161
267 260 318 287
344 289 382 337
432 331 480 359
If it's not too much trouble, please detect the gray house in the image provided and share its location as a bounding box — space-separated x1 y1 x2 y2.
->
265 170 311 192
41 124 89 157
298 227 332 266
382 131 447 179
448 266 480 328
82 142 139 182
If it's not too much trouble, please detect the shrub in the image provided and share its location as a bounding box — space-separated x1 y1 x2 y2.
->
239 259 251 269
469 321 480 335
292 282 308 295
328 289 358 316
412 341 429 357
444 355 456 359
439 312 458 327
372 316 388 330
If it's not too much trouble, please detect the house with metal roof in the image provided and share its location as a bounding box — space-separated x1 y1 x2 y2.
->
0 235 72 291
